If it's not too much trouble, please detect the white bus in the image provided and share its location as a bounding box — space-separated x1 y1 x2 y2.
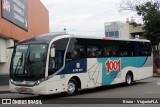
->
10 33 153 95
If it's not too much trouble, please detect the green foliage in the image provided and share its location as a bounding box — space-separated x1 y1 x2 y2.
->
135 2 160 46
129 22 142 27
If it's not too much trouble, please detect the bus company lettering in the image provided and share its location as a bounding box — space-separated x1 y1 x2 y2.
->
105 59 121 74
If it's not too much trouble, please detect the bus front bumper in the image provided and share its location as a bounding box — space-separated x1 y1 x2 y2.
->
10 82 47 95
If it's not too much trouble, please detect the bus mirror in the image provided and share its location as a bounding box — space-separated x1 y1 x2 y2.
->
51 48 55 58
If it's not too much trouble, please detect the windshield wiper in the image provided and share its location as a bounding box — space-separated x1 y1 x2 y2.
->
14 53 24 76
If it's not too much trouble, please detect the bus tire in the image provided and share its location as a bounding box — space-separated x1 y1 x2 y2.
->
67 79 78 95
125 72 133 86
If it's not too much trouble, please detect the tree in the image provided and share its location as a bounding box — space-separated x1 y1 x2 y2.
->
119 0 148 12
136 2 160 49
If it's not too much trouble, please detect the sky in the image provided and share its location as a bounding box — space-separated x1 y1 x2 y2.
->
40 0 138 37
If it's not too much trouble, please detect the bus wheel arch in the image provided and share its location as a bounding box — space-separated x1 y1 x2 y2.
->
67 76 81 95
125 71 134 86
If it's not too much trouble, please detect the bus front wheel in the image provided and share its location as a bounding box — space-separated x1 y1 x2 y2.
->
67 79 78 95
125 72 133 86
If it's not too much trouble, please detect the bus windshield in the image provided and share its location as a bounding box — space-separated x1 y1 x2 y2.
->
10 44 48 81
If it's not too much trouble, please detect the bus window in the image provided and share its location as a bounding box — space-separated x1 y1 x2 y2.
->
142 42 151 56
102 40 138 57
134 42 150 56
120 41 134 57
102 40 119 57
48 38 69 76
66 38 86 61
86 39 101 58
87 46 100 58
66 38 78 60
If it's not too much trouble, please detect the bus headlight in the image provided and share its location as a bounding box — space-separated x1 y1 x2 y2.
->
10 79 14 84
35 80 41 85
10 79 19 85
35 77 48 86
35 80 42 86
10 79 17 85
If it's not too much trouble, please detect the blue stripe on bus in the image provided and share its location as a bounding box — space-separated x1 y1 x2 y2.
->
58 58 87 75
97 57 148 85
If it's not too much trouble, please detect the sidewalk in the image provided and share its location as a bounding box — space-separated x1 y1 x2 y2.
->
0 85 10 94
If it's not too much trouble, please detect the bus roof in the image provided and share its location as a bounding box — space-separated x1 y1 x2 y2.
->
72 35 150 42
17 32 150 45
17 32 69 45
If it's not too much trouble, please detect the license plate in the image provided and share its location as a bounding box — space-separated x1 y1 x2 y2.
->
20 87 28 92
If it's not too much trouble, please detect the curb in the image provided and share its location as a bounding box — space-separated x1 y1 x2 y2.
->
153 76 160 78
0 91 11 94
0 85 10 94
153 73 160 77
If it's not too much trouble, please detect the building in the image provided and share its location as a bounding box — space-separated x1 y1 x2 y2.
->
0 0 49 85
104 21 144 39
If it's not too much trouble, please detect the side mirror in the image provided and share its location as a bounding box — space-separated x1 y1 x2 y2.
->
50 48 55 58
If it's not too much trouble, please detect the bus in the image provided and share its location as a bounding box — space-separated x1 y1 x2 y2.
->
10 33 153 95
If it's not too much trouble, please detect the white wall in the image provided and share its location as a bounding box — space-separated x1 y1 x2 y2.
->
0 38 7 62
0 37 14 75
120 23 130 38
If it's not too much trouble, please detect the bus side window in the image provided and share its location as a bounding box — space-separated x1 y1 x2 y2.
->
86 39 101 58
87 46 100 58
141 42 151 56
79 47 86 58
48 38 69 76
66 38 87 61
57 51 63 68
103 48 110 57
66 38 77 61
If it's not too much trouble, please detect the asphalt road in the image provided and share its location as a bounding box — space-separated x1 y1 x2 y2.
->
0 77 160 106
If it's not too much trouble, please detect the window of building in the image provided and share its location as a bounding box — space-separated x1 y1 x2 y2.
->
105 32 109 36
105 31 120 38
115 31 119 37
109 32 114 37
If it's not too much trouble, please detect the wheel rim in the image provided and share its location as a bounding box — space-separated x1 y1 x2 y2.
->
127 75 132 84
67 81 75 94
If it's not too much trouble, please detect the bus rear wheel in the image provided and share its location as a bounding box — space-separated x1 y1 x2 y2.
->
125 72 133 86
67 79 78 95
